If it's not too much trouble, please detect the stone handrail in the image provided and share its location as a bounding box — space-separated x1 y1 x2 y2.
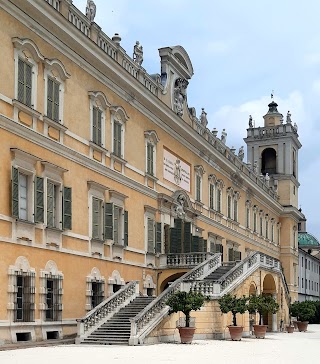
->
164 252 214 268
190 252 290 304
76 280 139 341
129 253 221 345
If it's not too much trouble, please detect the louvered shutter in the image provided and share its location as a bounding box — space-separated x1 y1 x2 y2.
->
25 62 32 107
12 167 19 218
147 218 154 253
147 143 153 175
18 59 25 104
47 78 53 119
169 227 178 253
53 79 60 122
104 203 113 240
192 236 199 253
124 210 128 247
183 221 191 253
35 177 44 223
156 222 162 253
198 237 204 252
175 219 182 253
203 239 207 252
113 206 119 244
92 197 100 239
164 224 170 254
62 187 72 230
228 248 234 262
235 251 241 261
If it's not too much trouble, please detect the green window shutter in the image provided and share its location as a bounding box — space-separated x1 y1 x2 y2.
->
92 197 101 239
147 218 154 253
113 122 121 157
92 107 102 145
113 206 120 244
169 227 178 254
147 143 153 175
124 210 128 247
18 59 25 104
62 187 72 230
228 248 234 262
25 62 32 107
164 224 170 254
227 196 231 218
175 218 182 253
209 184 214 209
235 251 241 261
156 222 162 253
183 221 191 253
192 236 199 253
196 175 201 201
104 202 113 240
53 79 60 122
47 78 53 119
203 239 207 252
35 177 44 223
234 200 238 221
217 189 221 212
12 167 19 218
198 237 204 252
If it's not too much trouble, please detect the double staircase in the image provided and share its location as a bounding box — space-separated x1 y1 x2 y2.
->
80 296 154 345
204 262 235 281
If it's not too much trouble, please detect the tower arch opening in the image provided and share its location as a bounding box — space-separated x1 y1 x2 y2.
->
261 148 276 175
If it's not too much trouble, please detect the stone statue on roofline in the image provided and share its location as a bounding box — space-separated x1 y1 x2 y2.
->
221 129 227 144
248 114 253 128
173 78 188 117
133 41 143 66
200 108 208 127
286 110 292 124
86 0 96 22
253 160 258 175
238 146 244 161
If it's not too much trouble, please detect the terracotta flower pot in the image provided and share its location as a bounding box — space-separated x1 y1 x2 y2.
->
228 325 243 341
178 327 196 344
253 324 268 338
296 321 309 332
286 325 294 333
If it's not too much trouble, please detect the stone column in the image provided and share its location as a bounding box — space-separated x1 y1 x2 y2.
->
272 293 277 332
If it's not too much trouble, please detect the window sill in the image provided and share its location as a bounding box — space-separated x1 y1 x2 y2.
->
12 99 41 118
113 242 126 249
110 153 127 165
15 218 36 226
89 141 108 154
145 172 158 181
46 226 63 232
43 116 68 132
91 238 105 244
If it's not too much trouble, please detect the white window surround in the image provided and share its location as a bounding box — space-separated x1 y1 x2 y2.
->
144 130 160 178
194 165 205 203
39 260 63 322
87 181 108 241
85 267 105 311
11 149 40 223
107 270 125 297
110 106 129 166
43 58 70 125
13 37 44 112
88 91 111 149
41 161 67 230
226 187 240 222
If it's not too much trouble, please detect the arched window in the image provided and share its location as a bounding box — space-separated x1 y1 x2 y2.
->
261 148 276 175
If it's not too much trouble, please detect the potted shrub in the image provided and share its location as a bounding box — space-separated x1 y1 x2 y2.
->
289 301 316 332
166 290 209 344
248 294 279 338
218 294 248 341
286 307 295 333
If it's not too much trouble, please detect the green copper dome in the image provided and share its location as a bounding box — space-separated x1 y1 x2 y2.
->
298 232 320 247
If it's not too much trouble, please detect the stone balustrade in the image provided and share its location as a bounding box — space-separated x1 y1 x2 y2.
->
76 280 139 342
161 252 214 268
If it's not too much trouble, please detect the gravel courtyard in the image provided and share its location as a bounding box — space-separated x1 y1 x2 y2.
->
1 325 319 364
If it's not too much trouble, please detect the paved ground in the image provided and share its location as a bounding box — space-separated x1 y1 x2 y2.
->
1 325 319 364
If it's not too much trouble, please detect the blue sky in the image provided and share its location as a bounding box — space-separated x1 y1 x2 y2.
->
74 0 320 238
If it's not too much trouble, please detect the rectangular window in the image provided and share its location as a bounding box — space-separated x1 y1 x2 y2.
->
47 77 60 122
147 218 155 253
19 173 28 220
271 224 274 241
227 195 232 219
146 143 154 175
15 273 35 322
92 106 102 145
265 221 269 239
260 217 263 236
113 121 122 157
233 200 238 222
246 207 250 228
196 175 201 202
18 58 32 107
47 181 59 228
45 276 62 321
209 183 214 210
92 197 103 240
91 281 104 309
216 189 222 213
253 212 257 232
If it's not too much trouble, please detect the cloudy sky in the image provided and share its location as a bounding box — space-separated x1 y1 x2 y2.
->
74 0 320 238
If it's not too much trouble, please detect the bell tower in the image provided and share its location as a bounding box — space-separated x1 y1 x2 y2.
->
244 100 302 208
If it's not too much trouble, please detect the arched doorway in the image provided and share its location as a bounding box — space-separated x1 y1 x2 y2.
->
261 148 276 175
262 274 277 330
159 272 186 293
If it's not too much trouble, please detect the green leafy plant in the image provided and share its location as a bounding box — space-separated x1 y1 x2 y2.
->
247 294 279 325
166 291 209 327
290 301 316 322
218 294 248 326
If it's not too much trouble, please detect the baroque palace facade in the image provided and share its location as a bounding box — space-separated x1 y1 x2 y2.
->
0 0 304 345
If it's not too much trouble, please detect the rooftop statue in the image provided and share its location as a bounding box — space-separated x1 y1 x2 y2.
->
133 41 143 66
85 0 96 22
221 129 227 144
200 108 208 127
248 114 253 128
238 146 244 161
286 110 292 124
